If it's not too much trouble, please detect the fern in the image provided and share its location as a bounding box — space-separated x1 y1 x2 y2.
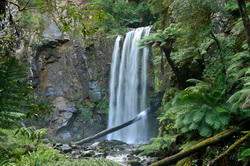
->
238 139 250 162
165 79 231 138
227 51 250 112
198 120 213 137
15 127 47 143
240 148 250 157
139 23 182 48
139 135 177 156
0 57 29 126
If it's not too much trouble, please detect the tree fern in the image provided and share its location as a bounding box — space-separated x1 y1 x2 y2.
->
165 80 231 138
139 23 182 49
227 51 250 112
0 57 29 126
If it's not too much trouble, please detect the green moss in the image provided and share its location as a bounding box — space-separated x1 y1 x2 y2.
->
176 157 192 166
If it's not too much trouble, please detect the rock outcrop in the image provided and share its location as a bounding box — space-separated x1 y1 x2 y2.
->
28 19 114 142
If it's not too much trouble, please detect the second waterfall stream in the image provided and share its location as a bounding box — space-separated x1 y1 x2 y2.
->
107 26 152 144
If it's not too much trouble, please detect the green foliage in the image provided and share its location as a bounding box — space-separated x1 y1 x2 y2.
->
0 57 29 126
147 0 173 28
147 0 169 15
15 127 47 143
56 2 108 37
9 0 110 42
25 102 51 119
0 33 15 56
238 138 250 163
139 135 176 156
0 127 64 166
172 0 220 25
0 36 51 127
140 23 182 48
166 89 230 137
96 97 109 114
18 11 45 31
226 0 250 13
239 148 250 159
179 140 201 150
140 0 250 163
171 0 226 47
226 51 250 120
16 145 65 166
90 0 156 33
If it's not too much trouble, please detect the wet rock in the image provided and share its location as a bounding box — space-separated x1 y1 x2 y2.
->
90 141 101 147
128 160 141 166
93 152 106 158
59 144 72 153
100 140 128 146
54 140 158 166
53 143 63 148
69 143 78 149
81 150 95 157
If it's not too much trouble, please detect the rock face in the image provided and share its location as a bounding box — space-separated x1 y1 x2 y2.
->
30 20 114 142
48 96 76 139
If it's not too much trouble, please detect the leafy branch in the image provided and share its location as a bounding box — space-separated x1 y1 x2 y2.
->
140 24 185 88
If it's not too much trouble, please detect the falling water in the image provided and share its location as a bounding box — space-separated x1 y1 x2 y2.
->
107 26 151 144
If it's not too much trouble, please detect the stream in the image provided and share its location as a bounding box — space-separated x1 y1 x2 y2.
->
53 140 157 166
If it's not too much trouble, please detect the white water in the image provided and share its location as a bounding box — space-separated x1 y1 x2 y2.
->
107 27 151 144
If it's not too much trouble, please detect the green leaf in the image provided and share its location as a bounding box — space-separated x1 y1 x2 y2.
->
193 110 205 122
216 107 229 113
240 148 250 158
198 121 212 137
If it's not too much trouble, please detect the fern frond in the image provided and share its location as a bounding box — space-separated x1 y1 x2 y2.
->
205 111 219 126
192 110 206 122
218 114 230 126
189 122 199 130
183 111 195 125
0 57 30 125
198 120 212 137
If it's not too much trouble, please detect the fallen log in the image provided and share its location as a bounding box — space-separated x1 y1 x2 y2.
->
150 118 250 166
71 104 160 145
208 132 250 166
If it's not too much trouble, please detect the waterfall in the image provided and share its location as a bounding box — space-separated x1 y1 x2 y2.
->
107 26 151 144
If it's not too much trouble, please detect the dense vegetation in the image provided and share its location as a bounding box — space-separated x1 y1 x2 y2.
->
139 0 250 165
1 0 250 165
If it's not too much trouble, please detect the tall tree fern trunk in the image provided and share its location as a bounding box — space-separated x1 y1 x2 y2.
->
237 0 250 50
162 48 185 89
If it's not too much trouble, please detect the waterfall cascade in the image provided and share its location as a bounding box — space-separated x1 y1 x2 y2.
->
107 26 151 144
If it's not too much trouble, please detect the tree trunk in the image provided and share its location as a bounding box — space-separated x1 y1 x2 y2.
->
150 118 250 166
71 104 160 145
237 0 250 50
162 48 185 89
